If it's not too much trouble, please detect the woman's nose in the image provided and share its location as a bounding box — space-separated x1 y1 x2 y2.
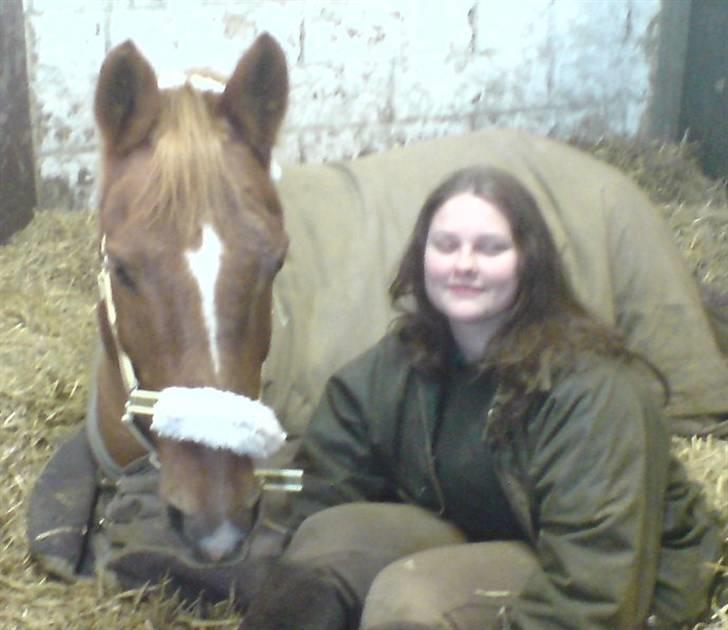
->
454 247 476 272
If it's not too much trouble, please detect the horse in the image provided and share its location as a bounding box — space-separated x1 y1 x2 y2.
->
88 33 290 563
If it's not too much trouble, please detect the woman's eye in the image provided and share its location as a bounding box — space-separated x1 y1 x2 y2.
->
430 236 458 253
476 243 508 255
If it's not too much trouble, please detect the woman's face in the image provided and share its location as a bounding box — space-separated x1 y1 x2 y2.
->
424 193 519 329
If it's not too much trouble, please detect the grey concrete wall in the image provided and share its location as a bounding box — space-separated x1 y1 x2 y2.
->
22 0 663 210
1 0 35 240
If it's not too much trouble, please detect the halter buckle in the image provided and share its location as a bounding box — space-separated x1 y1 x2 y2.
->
254 468 303 492
122 388 160 468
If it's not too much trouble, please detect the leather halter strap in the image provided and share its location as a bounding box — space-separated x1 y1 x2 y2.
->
98 236 161 460
85 351 127 480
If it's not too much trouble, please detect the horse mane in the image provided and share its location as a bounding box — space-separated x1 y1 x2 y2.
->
133 86 242 238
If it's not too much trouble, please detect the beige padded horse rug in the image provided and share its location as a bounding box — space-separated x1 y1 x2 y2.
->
263 128 728 438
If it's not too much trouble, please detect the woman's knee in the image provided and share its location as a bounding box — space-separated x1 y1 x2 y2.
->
360 542 539 629
362 557 449 628
285 502 466 563
281 504 468 611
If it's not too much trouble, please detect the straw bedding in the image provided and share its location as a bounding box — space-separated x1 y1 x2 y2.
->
1 137 726 628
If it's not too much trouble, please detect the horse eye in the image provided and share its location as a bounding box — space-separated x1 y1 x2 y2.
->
264 253 285 277
111 258 135 290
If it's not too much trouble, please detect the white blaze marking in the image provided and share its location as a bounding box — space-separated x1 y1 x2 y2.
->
185 224 223 374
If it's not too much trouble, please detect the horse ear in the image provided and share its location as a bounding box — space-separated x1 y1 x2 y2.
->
95 40 160 156
221 33 288 168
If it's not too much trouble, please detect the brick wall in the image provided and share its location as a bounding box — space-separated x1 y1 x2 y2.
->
22 0 662 209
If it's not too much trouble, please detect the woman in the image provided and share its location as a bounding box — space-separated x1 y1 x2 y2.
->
242 166 720 629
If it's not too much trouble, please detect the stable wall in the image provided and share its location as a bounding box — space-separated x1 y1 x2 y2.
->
22 0 663 210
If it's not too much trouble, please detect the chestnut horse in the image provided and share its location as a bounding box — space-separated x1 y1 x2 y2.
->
89 34 289 562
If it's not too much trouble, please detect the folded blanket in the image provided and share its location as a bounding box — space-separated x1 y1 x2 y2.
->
27 427 289 606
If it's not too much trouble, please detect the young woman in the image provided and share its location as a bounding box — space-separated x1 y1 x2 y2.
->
241 167 719 629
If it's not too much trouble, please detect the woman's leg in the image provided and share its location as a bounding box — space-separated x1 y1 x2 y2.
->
285 502 467 595
360 541 538 630
241 502 466 630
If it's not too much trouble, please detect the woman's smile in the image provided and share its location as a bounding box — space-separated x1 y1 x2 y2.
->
447 283 485 296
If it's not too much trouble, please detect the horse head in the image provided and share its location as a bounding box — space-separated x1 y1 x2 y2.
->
92 34 289 561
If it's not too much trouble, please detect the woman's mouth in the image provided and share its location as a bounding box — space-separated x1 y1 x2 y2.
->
447 284 484 296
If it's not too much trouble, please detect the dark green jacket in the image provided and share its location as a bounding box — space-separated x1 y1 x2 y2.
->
291 332 720 629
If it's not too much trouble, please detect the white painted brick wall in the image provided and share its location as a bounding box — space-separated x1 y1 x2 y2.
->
22 0 662 209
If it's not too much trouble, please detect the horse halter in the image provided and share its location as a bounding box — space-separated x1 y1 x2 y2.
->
97 235 302 492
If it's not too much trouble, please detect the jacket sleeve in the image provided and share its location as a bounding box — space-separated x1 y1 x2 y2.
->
286 341 397 530
505 361 670 629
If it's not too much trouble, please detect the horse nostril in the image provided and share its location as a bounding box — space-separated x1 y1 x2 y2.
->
167 504 185 537
198 520 246 562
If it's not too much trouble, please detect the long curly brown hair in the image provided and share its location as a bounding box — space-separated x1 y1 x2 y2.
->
390 165 666 400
